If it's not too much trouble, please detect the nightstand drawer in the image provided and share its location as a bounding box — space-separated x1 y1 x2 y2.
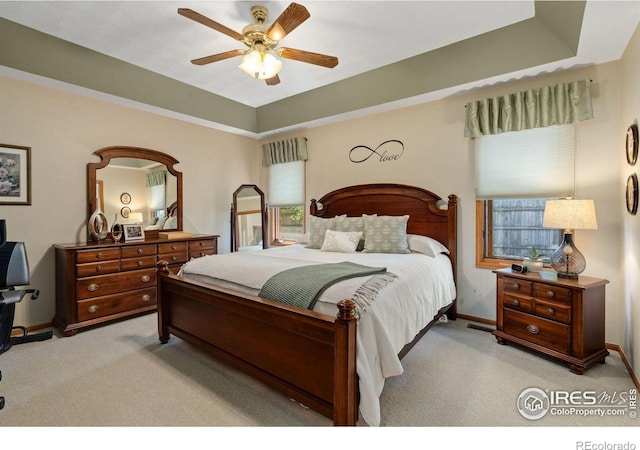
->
503 277 532 296
534 284 571 304
503 309 570 354
503 293 533 313
535 298 571 324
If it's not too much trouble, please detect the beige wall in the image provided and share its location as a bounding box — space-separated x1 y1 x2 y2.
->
260 63 630 359
621 23 640 370
0 75 257 327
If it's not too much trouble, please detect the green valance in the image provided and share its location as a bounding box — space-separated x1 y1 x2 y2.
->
464 79 593 138
262 137 308 166
145 170 166 187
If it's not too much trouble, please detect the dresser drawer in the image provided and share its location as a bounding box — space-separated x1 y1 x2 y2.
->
76 248 120 264
76 287 157 321
160 251 188 265
534 283 571 304
503 309 570 354
158 241 187 255
503 293 533 313
503 277 532 296
121 244 157 258
76 259 121 277
76 268 157 300
121 255 157 271
535 299 571 324
189 247 216 258
189 239 215 252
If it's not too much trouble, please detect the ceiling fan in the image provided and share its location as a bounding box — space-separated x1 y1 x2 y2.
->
178 2 339 86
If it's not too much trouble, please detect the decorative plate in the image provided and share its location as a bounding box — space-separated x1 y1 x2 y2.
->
627 173 638 216
120 206 131 218
120 192 132 204
626 124 638 166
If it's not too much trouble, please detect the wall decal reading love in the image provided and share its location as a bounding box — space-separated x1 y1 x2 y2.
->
348 139 405 164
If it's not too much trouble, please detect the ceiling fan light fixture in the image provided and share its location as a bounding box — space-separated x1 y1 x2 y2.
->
238 47 283 80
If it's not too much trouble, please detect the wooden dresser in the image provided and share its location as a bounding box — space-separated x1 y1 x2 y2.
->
53 234 218 336
493 268 609 374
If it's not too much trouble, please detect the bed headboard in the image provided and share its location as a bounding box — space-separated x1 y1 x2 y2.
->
310 183 457 280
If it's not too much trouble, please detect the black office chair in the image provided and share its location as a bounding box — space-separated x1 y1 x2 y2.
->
0 220 52 410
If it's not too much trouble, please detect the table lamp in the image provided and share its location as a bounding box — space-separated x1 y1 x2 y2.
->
542 198 597 279
129 212 143 224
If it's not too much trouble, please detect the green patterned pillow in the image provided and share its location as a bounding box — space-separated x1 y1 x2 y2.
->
307 216 338 249
362 215 410 253
320 230 363 253
335 216 367 251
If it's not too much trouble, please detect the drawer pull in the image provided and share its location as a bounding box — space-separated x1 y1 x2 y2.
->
137 248 143 254
513 283 520 290
171 245 177 250
141 275 151 283
199 242 205 247
546 290 555 298
171 256 177 261
199 252 205 257
526 324 540 335
141 294 151 302
137 260 143 266
547 307 555 315
95 265 103 272
96 252 102 259
87 305 99 314
512 299 520 306
87 283 99 292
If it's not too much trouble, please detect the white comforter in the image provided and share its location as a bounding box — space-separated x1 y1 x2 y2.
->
179 245 456 426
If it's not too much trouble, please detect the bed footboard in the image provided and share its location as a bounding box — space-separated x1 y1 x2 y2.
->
157 271 358 425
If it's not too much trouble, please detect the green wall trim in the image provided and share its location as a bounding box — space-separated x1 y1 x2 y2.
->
0 1 585 135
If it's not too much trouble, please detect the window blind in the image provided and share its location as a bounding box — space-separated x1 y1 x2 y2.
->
475 124 575 199
268 160 305 207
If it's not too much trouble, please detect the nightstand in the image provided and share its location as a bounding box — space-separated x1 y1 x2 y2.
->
493 268 609 374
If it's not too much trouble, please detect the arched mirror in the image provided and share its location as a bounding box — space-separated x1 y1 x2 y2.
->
231 184 268 252
88 146 183 241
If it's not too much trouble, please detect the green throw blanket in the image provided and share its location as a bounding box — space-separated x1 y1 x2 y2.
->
258 261 387 310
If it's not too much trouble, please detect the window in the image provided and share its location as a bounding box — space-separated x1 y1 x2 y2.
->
475 125 574 269
268 160 305 244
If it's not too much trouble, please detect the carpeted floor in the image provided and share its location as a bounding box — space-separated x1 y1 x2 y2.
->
0 313 637 445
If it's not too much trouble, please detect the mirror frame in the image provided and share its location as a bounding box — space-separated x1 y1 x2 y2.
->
88 146 183 240
231 184 268 252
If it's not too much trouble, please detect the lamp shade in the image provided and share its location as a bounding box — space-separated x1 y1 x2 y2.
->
543 198 597 279
129 212 143 224
543 199 597 230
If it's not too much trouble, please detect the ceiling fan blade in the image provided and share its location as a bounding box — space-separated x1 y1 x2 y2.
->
178 8 244 41
278 48 338 68
266 3 310 41
191 49 245 66
265 75 281 86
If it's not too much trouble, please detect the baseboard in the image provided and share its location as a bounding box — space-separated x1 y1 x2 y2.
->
10 321 53 338
458 314 639 391
606 343 640 390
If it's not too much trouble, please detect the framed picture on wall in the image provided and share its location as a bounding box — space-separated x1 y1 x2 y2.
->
123 223 145 242
626 124 638 166
626 173 638 216
0 144 31 205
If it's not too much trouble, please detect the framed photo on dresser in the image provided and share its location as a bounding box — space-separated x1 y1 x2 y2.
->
123 223 145 242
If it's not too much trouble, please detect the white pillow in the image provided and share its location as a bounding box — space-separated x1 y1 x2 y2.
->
163 216 177 229
407 234 450 257
320 230 363 253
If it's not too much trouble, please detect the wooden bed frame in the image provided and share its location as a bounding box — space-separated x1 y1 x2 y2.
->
157 183 457 425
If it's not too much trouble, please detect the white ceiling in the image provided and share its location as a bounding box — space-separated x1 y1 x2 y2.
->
1 1 639 134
